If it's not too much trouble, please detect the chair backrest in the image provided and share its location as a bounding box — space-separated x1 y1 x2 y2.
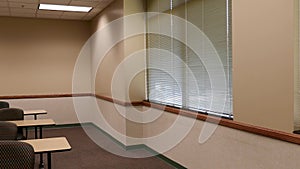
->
0 141 35 169
0 108 25 140
0 101 9 109
0 108 24 121
0 122 17 140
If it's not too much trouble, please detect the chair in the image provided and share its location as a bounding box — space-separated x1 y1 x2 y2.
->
0 141 35 169
0 101 9 109
0 108 25 140
0 121 17 140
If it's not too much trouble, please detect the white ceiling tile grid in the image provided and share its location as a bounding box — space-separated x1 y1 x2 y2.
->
0 0 114 20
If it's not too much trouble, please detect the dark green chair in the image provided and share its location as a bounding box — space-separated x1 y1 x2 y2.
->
0 108 26 140
0 121 18 140
0 101 9 109
0 141 35 169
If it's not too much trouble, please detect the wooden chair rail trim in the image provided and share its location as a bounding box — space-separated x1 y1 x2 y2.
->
2 94 300 145
93 94 143 106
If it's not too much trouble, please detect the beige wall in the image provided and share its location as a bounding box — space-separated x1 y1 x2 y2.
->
143 109 300 169
90 0 128 144
91 0 125 99
1 2 300 168
295 0 300 130
4 96 93 125
232 0 295 132
124 0 146 102
92 0 146 102
90 0 123 34
0 17 91 96
124 0 146 145
91 0 146 145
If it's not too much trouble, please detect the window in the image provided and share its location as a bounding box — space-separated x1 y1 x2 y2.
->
146 0 232 118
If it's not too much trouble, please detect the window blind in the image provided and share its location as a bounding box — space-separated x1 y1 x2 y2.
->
146 0 232 118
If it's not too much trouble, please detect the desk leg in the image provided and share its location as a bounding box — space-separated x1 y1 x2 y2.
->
47 152 52 169
25 127 28 138
36 126 44 168
35 127 38 139
39 153 44 169
34 115 38 139
26 115 38 139
39 126 43 138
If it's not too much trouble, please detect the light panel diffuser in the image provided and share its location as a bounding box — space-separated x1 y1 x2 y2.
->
39 4 92 12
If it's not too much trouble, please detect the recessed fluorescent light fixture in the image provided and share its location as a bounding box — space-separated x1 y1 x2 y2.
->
39 4 92 12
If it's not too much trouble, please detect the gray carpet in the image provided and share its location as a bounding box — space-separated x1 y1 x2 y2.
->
28 126 176 169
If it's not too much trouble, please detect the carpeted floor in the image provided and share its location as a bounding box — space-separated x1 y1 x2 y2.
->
28 126 176 169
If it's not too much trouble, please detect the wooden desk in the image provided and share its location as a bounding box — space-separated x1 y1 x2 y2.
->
21 137 71 169
8 119 55 128
8 119 55 138
24 110 47 119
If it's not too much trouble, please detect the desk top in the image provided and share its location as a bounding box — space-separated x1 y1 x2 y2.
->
8 119 55 127
21 137 71 153
24 110 47 116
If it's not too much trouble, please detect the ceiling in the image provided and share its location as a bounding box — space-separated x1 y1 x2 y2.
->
0 0 114 21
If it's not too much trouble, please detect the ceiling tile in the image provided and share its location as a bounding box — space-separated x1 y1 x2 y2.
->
0 0 114 20
9 2 38 9
89 7 103 14
60 11 88 20
97 0 112 9
11 13 36 17
8 0 39 3
60 15 84 20
0 7 9 13
70 0 100 7
82 12 97 20
37 13 61 19
0 1 8 7
37 10 63 15
86 12 98 17
82 15 94 20
40 0 71 5
10 8 36 14
0 11 10 16
61 11 87 17
98 0 113 5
